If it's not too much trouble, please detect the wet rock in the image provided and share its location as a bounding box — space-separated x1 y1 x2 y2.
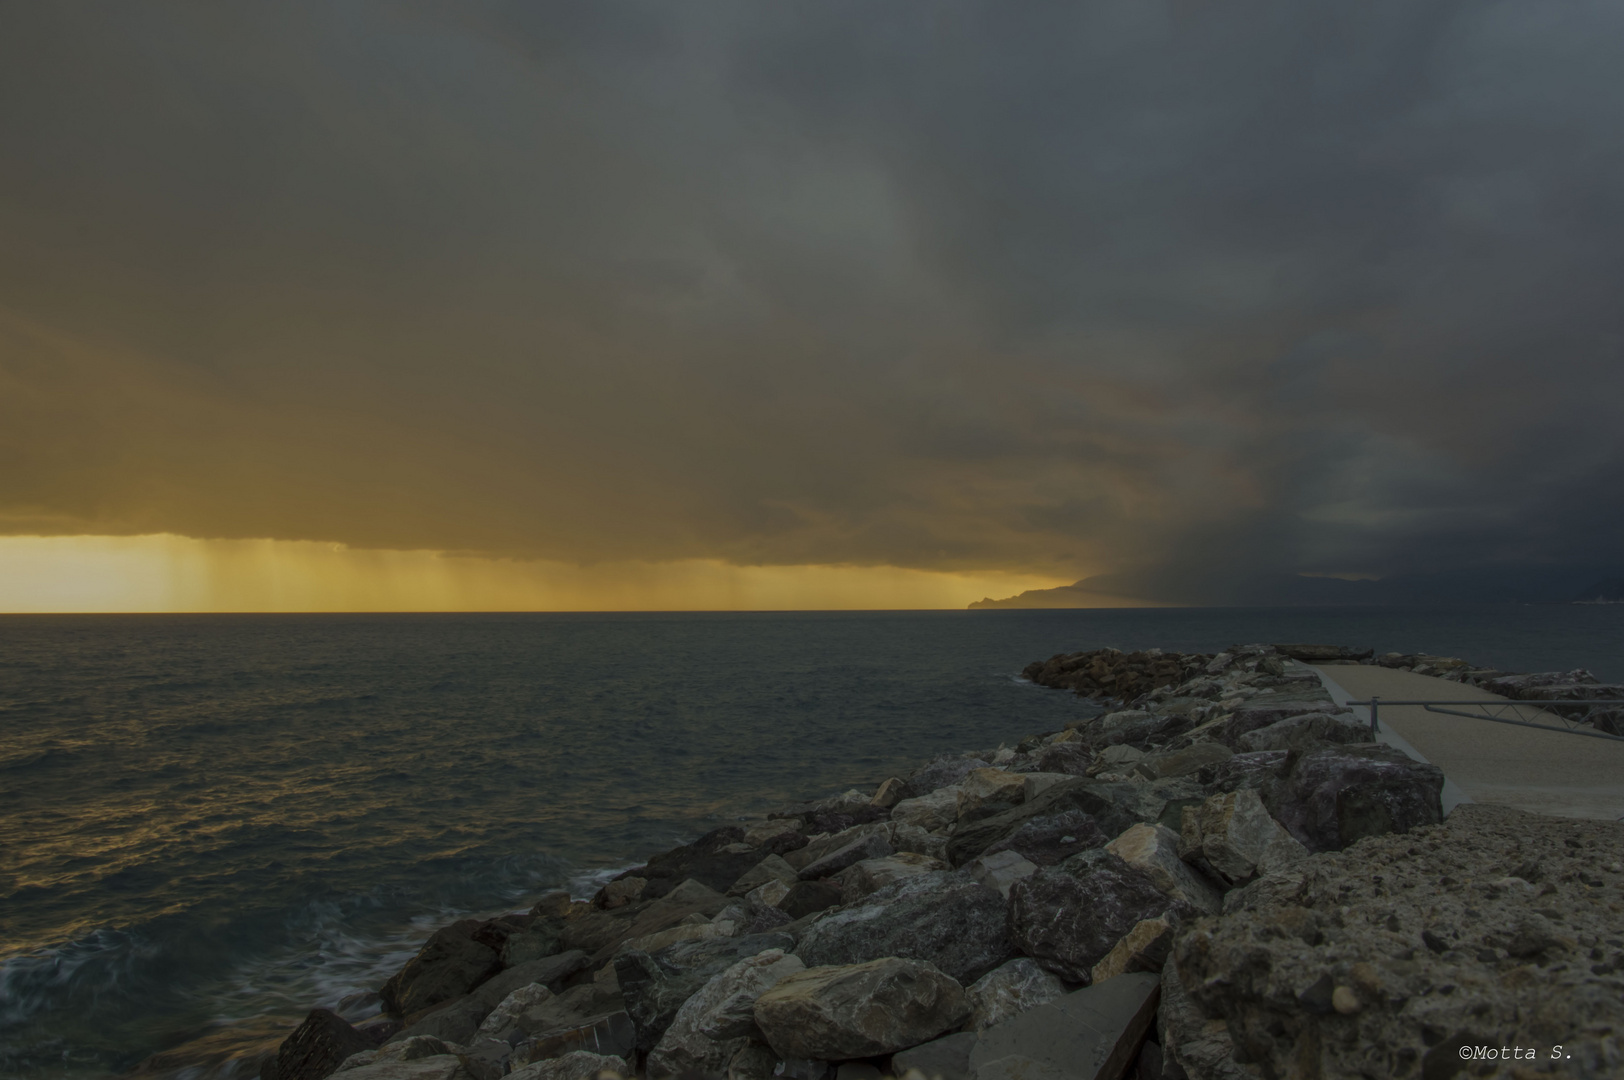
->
510 1012 635 1069
1173 803 1624 1079
508 1051 630 1080
630 827 766 901
729 855 800 897
1007 853 1196 983
1235 712 1369 753
980 809 1109 867
833 851 949 903
381 921 505 1017
390 996 492 1046
614 932 795 1053
475 952 592 1010
1089 917 1175 985
1131 742 1232 780
967 973 1161 1080
1180 789 1307 885
753 958 969 1060
794 872 1017 985
1272 743 1444 852
797 832 895 881
264 1008 382 1080
1105 824 1223 915
904 755 994 799
803 804 893 837
594 878 731 959
645 949 805 1079
964 849 1039 898
964 957 1066 1033
891 1032 977 1080
777 880 844 919
595 878 646 911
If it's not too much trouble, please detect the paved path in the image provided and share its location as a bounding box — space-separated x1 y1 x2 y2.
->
1314 664 1624 821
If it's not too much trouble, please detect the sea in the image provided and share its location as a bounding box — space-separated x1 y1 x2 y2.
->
3 606 1623 1078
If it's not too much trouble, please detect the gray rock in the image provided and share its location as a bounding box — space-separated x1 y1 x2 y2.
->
728 854 800 897
777 880 844 919
1235 712 1369 753
381 921 504 1017
330 1058 470 1080
1214 703 1342 749
1086 710 1186 750
646 949 806 1079
953 769 1028 825
479 983 555 1043
510 1012 635 1068
753 958 969 1060
980 810 1109 867
1179 789 1306 885
797 832 895 881
794 872 1017 985
890 1032 978 1080
508 1051 630 1080
891 788 963 834
1007 854 1196 983
502 925 564 967
963 850 1039 899
905 756 993 799
726 1042 781 1080
266 1008 382 1080
614 932 795 1053
784 823 893 872
1088 917 1176 985
967 973 1160 1080
964 958 1066 1033
1157 960 1257 1080
475 952 591 1009
1104 824 1222 915
947 781 1170 866
834 852 949 903
1131 742 1232 780
1270 743 1443 852
1031 742 1094 776
389 996 492 1047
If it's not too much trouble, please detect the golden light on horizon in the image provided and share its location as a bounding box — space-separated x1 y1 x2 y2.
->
0 534 1118 613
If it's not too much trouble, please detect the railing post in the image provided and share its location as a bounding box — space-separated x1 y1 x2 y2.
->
1370 696 1380 738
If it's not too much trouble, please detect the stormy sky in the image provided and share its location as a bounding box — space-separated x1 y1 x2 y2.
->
3 1 1622 606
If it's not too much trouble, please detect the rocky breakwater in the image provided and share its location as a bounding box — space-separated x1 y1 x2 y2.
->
251 644 1621 1080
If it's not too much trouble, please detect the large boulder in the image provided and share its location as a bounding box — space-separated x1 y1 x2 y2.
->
1083 710 1187 749
966 973 1161 1080
381 920 505 1017
614 932 795 1053
793 872 1017 985
952 768 1027 825
1180 789 1307 885
728 855 799 897
1270 743 1443 852
980 809 1109 866
263 1009 382 1080
1131 741 1233 780
1215 703 1345 749
1105 823 1223 915
622 827 765 901
947 780 1172 866
963 958 1066 1033
903 755 992 799
1173 804 1624 1079
1007 852 1197 983
795 832 894 881
752 959 969 1060
832 852 949 903
645 950 805 1079
330 1057 469 1080
1236 711 1369 753
507 1052 629 1080
783 823 892 872
890 788 961 833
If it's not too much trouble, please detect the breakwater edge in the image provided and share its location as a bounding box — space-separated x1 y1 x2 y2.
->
241 641 1624 1080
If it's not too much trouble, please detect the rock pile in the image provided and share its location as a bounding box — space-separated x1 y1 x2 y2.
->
255 644 1623 1080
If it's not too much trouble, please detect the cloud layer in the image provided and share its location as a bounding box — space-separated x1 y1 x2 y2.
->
2 1 1621 601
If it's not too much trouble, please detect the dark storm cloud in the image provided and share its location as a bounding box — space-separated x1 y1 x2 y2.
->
1 0 1621 596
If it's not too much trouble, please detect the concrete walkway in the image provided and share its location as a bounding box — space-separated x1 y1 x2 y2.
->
1314 664 1624 821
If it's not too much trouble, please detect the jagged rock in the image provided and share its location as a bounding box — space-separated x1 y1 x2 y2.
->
1007 853 1196 983
728 854 799 897
966 973 1161 1080
980 809 1109 867
511 1012 635 1068
796 832 894 880
777 880 844 919
596 878 646 910
833 852 949 902
1093 745 1146 769
1205 750 1290 797
1272 644 1373 663
948 780 1172 866
871 778 907 808
964 958 1066 1032
1235 711 1369 753
264 1008 382 1080
645 950 805 1079
743 820 805 851
1089 917 1175 985
625 827 765 901
614 932 795 1053
475 952 592 1009
794 872 1016 985
381 920 505 1017
479 983 555 1042
1215 703 1344 749
953 768 1027 824
903 755 993 799
1271 743 1443 852
963 849 1039 898
726 1042 781 1080
1105 824 1223 914
753 958 969 1060
1132 741 1233 780
389 996 492 1046
1158 962 1256 1080
592 878 731 960
329 1057 470 1080
1173 804 1624 1079
1180 789 1307 885
890 788 962 833
502 924 564 967
1031 741 1094 776
508 1051 629 1080
1086 710 1186 749
890 822 951 862
784 823 892 871
1018 772 1075 801
745 878 792 908
890 1032 977 1080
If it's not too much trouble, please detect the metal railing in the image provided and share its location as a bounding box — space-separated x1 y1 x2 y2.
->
1361 697 1624 743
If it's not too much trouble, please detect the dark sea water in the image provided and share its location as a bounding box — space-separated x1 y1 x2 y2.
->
3 606 1623 1078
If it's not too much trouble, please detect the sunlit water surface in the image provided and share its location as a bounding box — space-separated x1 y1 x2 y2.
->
3 608 1621 1077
